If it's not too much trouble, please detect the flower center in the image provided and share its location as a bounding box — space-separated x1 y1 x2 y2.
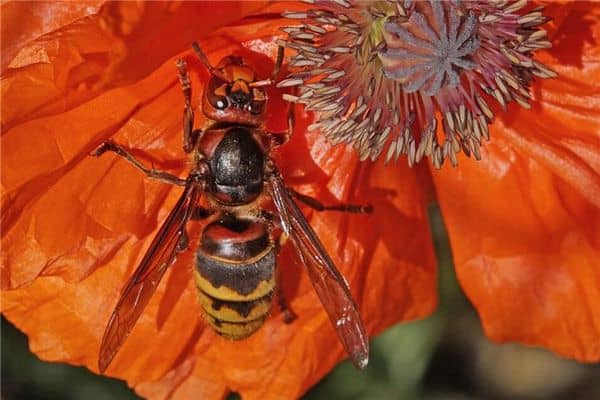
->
279 0 556 168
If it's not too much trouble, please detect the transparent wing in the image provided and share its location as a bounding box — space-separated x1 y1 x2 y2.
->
269 173 369 369
99 183 202 372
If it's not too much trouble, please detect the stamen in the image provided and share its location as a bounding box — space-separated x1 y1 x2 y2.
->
278 0 556 168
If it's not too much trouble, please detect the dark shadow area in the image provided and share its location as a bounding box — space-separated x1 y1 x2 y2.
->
550 3 595 69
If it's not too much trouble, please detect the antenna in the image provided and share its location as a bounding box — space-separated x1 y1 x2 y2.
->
191 42 227 81
248 46 286 88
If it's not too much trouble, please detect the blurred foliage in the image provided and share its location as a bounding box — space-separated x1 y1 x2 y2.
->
1 316 138 400
2 205 599 400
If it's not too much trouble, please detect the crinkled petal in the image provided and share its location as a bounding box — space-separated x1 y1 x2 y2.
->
432 1 600 362
1 2 271 289
1 5 437 399
1 1 105 71
1 1 269 131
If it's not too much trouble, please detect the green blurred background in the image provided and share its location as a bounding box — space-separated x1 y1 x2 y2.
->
3 206 599 400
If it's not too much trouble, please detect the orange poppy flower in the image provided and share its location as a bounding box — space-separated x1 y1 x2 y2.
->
1 1 598 400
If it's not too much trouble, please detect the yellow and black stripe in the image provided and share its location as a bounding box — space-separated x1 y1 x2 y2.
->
194 215 275 339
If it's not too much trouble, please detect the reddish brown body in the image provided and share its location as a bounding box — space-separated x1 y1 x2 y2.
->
93 42 371 373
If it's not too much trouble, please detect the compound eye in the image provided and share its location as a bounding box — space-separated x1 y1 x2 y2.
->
207 78 229 110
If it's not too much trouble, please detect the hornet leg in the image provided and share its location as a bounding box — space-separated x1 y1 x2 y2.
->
277 271 297 324
176 59 202 153
271 45 285 81
267 90 296 148
91 141 187 186
289 189 373 214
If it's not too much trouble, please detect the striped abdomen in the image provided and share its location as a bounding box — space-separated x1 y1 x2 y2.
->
194 215 275 339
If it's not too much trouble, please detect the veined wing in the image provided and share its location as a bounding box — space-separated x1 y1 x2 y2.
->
99 182 202 372
269 173 369 369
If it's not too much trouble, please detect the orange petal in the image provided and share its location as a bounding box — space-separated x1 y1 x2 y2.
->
1 2 274 287
1 8 437 400
2 132 438 398
432 2 600 362
1 1 269 131
1 1 105 71
1 74 437 400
